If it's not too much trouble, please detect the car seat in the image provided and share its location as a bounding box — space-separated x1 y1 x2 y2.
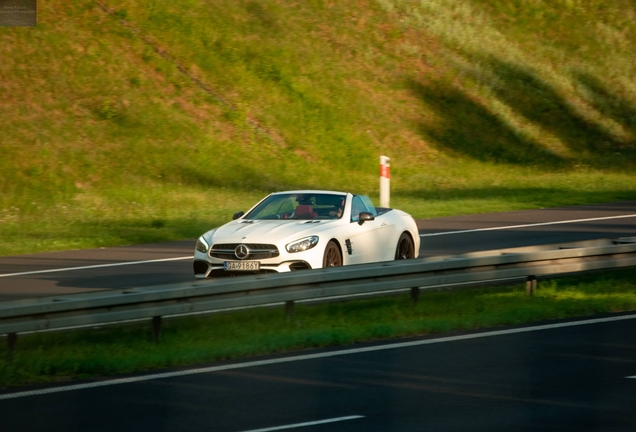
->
295 205 317 219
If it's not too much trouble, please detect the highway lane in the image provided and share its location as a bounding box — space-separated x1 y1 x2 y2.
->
2 313 636 431
0 241 194 300
417 200 636 256
1 201 635 300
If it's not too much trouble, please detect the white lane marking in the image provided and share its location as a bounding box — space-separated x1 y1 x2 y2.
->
627 376 636 379
419 213 636 237
1 313 635 400
4 213 635 276
0 256 192 278
240 415 364 432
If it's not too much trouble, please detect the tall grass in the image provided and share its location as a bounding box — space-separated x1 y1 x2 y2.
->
1 0 635 255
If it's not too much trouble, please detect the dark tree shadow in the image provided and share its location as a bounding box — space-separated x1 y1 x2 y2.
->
409 54 636 171
481 57 621 156
573 71 636 148
409 79 566 167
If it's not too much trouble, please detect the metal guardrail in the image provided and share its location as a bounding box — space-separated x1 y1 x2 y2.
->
2 237 636 350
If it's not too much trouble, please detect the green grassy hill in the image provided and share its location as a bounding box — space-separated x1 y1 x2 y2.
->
1 0 635 255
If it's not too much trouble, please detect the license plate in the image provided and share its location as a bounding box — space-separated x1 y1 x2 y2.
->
224 261 260 271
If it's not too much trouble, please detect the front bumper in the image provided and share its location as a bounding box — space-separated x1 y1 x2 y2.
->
193 259 312 278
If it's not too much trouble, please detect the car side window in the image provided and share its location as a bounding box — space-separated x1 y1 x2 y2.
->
351 195 378 222
359 196 377 216
350 196 366 222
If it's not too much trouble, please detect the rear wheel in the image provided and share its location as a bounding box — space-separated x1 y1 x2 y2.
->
322 240 342 268
395 233 415 260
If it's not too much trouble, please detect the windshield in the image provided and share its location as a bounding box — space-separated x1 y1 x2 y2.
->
245 193 346 220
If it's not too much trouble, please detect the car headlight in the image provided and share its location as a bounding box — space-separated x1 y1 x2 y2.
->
286 236 319 253
195 236 210 253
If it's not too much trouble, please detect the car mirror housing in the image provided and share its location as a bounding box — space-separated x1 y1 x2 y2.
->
232 211 245 220
358 212 375 225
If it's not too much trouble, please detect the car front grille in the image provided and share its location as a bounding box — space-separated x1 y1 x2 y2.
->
210 243 280 260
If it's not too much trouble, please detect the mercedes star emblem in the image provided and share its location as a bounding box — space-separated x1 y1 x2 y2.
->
234 244 250 260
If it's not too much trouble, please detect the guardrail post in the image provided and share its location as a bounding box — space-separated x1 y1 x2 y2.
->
7 333 16 354
151 316 162 342
526 276 537 296
410 287 420 305
285 300 295 317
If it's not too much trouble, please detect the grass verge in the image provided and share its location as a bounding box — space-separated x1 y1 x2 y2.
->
2 0 636 256
2 267 636 389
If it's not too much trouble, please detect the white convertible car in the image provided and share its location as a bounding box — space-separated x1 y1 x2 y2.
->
193 190 420 278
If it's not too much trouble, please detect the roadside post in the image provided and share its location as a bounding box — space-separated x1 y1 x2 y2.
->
380 155 390 208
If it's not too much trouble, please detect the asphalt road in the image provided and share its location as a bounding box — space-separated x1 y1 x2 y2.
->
1 201 635 300
1 201 636 431
2 314 635 431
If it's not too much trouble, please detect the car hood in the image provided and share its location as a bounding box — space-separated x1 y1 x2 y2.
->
210 219 339 244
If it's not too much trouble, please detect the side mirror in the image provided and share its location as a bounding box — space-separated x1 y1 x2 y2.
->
232 211 245 220
358 212 375 225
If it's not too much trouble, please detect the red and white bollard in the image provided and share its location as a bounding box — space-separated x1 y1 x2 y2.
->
380 155 390 208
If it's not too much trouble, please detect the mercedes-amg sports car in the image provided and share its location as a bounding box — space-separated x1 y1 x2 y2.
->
193 190 420 278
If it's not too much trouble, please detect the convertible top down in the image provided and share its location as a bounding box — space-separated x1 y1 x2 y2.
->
193 190 420 277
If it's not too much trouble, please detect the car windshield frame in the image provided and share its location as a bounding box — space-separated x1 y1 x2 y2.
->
244 193 347 220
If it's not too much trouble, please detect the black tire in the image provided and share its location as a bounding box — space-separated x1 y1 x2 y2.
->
322 240 343 268
395 232 415 260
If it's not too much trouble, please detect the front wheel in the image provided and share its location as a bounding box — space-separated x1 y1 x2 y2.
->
395 233 415 260
322 240 343 268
